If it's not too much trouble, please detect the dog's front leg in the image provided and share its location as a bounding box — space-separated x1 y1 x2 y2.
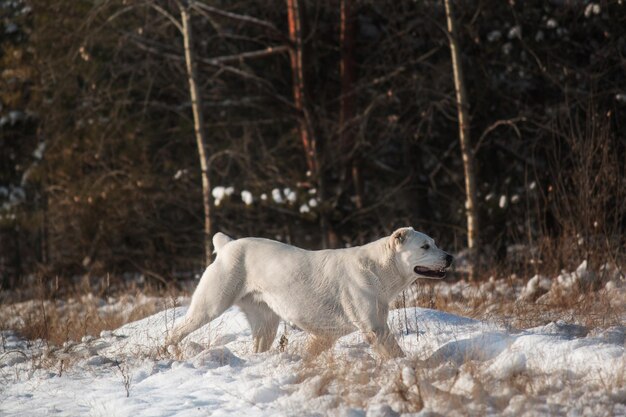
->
354 299 405 359
365 324 405 359
345 285 405 359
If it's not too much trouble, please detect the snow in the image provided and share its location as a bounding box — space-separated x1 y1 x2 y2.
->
9 111 24 124
212 186 234 206
4 22 18 35
507 25 522 40
284 188 297 204
8 186 25 205
0 111 25 126
498 194 507 208
1 300 624 416
173 169 186 180
271 188 283 204
584 3 601 18
241 190 253 206
212 186 226 200
535 30 545 42
486 30 501 43
519 274 551 300
552 260 594 294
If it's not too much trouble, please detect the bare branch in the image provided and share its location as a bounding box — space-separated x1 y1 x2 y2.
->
192 2 283 38
124 33 294 109
338 174 413 227
474 117 527 152
207 45 290 64
150 2 183 34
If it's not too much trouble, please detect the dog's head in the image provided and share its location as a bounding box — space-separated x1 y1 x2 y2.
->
390 227 453 280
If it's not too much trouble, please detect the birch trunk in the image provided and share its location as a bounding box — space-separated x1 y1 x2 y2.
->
180 2 213 264
444 0 479 279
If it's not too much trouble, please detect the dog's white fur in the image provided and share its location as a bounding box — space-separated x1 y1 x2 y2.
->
168 227 452 357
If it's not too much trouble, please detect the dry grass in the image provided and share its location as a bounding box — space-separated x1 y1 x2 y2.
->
297 350 425 413
0 296 160 347
7 297 159 345
2 270 622 354
0 275 186 348
395 275 625 331
293 328 625 416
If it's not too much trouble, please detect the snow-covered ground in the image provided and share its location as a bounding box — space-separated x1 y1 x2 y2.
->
1 300 624 416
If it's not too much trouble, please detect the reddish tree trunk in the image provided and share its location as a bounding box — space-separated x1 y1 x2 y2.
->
286 0 338 248
286 0 316 177
340 0 363 211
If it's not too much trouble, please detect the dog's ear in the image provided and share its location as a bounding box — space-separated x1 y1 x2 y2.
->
392 228 409 245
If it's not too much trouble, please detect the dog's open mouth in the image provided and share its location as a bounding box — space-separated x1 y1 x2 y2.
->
413 265 447 279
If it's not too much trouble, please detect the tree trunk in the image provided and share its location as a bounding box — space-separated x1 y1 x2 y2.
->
180 2 213 264
444 0 479 279
286 0 338 248
339 0 363 212
286 0 316 177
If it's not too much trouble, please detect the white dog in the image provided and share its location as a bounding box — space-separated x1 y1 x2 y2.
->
168 227 453 357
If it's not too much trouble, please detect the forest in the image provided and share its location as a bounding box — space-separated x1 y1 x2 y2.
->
1 0 625 288
2 2 626 416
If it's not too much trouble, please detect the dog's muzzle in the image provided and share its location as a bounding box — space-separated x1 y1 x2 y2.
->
413 266 447 278
413 254 453 279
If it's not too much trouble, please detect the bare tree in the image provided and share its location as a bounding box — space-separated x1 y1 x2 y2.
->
135 0 302 261
444 0 479 279
178 0 213 263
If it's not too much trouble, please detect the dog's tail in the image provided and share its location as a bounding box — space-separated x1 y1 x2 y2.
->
212 232 234 254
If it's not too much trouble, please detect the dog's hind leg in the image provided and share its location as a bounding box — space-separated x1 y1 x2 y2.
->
237 295 280 353
167 263 242 346
167 312 208 346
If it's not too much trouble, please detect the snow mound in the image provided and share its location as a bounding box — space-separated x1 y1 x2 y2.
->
1 304 624 416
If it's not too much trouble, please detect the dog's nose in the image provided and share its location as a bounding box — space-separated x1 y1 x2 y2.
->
445 254 454 267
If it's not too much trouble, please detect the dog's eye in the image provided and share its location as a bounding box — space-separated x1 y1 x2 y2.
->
421 244 430 250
